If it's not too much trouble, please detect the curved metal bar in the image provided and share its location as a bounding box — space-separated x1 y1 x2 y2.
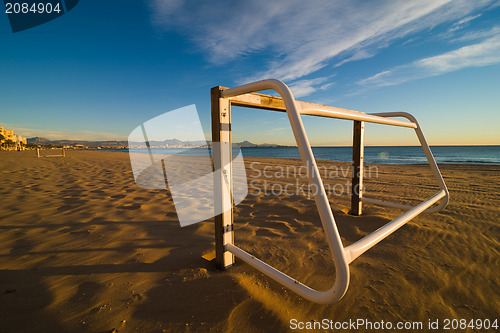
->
370 112 449 213
299 107 417 128
344 189 446 263
219 80 449 303
221 79 350 304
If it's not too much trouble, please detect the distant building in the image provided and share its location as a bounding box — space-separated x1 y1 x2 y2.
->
15 135 27 145
0 125 27 150
4 129 14 141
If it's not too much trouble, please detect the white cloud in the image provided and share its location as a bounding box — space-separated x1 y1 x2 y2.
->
334 49 377 68
288 76 333 98
455 13 482 26
419 36 500 71
358 35 500 87
450 25 500 43
149 0 498 94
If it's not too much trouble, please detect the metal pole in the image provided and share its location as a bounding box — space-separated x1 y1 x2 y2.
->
221 79 350 304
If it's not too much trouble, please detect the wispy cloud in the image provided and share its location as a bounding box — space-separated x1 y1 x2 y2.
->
149 0 497 92
455 13 482 27
288 76 334 98
450 25 500 43
358 34 500 87
437 13 488 40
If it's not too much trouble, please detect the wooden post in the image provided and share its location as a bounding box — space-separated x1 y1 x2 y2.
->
211 86 234 270
350 121 365 215
62 147 65 157
36 148 40 158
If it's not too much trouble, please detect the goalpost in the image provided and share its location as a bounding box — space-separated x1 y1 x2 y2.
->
211 79 449 304
36 147 65 158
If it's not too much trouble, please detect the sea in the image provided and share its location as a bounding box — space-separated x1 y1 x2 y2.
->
119 145 500 165
240 145 500 165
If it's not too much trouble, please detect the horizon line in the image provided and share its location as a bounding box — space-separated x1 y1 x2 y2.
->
27 137 499 147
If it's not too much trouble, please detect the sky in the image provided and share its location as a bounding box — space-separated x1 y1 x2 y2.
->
1 0 499 146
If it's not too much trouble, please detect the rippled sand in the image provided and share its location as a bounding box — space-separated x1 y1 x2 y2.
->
0 150 498 332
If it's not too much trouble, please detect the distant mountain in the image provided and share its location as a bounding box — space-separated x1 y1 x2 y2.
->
27 137 51 145
28 137 128 147
238 140 257 147
129 139 280 148
133 139 207 147
128 139 208 147
27 137 281 148
237 140 280 147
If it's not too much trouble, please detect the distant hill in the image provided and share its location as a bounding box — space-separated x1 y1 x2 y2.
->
27 137 51 145
238 140 280 147
28 137 128 147
238 140 257 147
28 137 281 148
129 139 208 147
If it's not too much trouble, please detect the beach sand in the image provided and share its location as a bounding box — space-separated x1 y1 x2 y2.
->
0 150 498 332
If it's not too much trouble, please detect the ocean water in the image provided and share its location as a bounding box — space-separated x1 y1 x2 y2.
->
240 146 500 165
107 145 500 165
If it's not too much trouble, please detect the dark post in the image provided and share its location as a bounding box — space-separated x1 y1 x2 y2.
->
350 120 365 215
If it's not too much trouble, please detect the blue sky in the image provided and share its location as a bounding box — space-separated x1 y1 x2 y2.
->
1 0 499 145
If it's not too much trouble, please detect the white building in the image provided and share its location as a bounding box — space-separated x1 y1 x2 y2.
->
0 126 27 149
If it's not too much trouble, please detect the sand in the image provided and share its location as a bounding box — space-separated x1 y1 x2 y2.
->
0 150 498 332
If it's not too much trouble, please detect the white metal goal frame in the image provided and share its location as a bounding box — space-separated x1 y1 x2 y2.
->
36 147 66 157
211 79 449 304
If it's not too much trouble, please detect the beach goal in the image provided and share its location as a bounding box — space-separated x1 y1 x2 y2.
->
36 147 65 158
211 79 449 304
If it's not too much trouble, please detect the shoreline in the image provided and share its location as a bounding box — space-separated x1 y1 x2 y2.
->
28 148 500 167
